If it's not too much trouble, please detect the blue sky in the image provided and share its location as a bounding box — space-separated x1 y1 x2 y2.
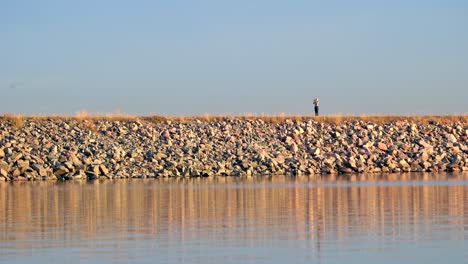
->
1 0 467 116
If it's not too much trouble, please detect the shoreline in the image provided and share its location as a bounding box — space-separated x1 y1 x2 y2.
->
0 117 467 181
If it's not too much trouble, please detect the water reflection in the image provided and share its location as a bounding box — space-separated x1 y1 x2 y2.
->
1 173 467 263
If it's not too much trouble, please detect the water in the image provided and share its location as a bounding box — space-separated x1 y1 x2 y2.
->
1 173 467 264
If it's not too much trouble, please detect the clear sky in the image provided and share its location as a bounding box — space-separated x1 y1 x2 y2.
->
2 0 468 116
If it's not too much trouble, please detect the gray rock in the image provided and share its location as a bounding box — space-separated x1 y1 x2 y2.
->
0 118 466 180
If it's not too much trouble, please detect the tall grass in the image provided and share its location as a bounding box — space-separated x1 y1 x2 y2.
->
2 114 25 128
142 115 468 124
2 114 467 125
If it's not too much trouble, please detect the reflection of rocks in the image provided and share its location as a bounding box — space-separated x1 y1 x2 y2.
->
0 118 467 181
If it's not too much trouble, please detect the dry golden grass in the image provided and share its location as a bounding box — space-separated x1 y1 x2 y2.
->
142 115 468 125
2 114 25 128
74 111 139 122
1 114 467 125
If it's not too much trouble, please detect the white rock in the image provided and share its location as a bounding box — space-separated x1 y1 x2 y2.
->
447 134 457 143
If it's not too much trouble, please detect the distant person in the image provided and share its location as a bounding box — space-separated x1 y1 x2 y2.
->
313 97 320 116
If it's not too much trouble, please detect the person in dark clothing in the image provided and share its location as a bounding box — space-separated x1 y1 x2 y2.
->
313 97 320 116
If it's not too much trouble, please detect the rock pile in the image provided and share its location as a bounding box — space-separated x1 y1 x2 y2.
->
0 118 467 181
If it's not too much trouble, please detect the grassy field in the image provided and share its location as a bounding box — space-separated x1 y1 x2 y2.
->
144 115 468 124
1 113 467 126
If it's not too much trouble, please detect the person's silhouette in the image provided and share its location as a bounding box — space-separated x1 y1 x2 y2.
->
313 97 320 116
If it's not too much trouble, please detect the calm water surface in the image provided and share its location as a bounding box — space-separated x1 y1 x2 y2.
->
1 173 467 264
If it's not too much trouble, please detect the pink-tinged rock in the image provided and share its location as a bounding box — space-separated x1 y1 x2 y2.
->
418 140 432 148
0 166 8 177
419 152 429 161
357 138 363 146
460 144 468 152
161 130 170 139
377 142 388 151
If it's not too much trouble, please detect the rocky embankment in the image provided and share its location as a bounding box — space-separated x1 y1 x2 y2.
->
0 118 467 181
